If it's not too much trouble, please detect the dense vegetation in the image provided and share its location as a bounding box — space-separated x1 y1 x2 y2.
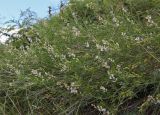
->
0 0 160 114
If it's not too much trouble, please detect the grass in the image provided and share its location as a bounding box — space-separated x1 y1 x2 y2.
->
0 0 160 114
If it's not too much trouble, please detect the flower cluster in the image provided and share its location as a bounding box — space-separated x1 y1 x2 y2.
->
102 61 110 69
108 72 117 82
96 44 109 52
122 6 128 13
85 42 90 48
56 81 79 94
147 95 160 105
100 86 108 92
68 52 76 58
72 26 80 37
70 82 79 94
61 64 68 72
121 32 126 36
91 104 110 115
135 36 144 42
145 15 157 27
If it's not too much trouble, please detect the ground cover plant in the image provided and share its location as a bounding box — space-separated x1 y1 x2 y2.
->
0 0 160 114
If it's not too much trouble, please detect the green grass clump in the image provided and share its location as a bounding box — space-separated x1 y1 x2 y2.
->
0 0 160 114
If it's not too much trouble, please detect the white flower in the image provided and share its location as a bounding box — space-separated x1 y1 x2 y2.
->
147 95 155 102
112 17 117 23
69 82 79 94
145 15 157 26
15 70 20 75
85 42 90 48
71 82 75 86
121 32 126 36
68 52 76 58
61 65 67 72
75 31 80 36
95 55 99 59
102 62 110 69
38 72 41 76
98 16 103 21
101 108 106 113
72 12 76 17
9 83 13 86
31 69 38 75
72 26 80 36
135 37 140 41
100 86 108 92
96 44 108 52
100 86 105 90
109 73 117 82
61 54 66 60
122 7 127 13
91 104 109 114
102 40 108 45
156 100 160 104
97 106 106 112
135 36 144 41
112 17 119 27
109 74 114 79
126 18 135 24
116 23 120 27
116 65 121 71
70 87 78 94
91 104 96 108
145 15 152 22
106 111 110 115
56 81 62 86
108 58 115 62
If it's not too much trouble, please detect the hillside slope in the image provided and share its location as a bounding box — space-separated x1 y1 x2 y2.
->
0 0 160 114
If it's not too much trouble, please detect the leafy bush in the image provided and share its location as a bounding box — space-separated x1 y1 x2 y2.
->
0 0 160 114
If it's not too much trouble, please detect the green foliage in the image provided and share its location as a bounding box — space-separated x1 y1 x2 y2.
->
0 0 160 114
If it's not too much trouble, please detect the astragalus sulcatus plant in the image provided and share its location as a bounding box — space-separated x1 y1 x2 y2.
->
0 0 160 114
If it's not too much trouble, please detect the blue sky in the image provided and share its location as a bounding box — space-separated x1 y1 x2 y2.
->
0 0 61 25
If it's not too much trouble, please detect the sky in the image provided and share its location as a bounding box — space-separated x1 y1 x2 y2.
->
0 0 61 25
